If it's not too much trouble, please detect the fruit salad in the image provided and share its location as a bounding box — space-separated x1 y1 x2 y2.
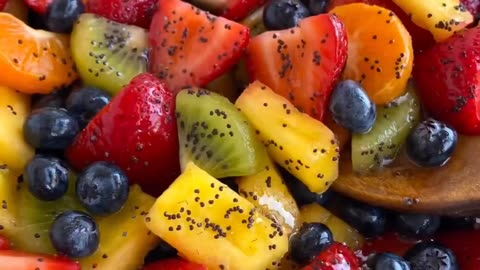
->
0 0 479 269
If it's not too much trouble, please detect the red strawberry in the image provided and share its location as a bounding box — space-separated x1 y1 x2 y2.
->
328 0 435 53
149 0 250 92
302 242 361 270
413 26 480 135
190 0 267 20
66 73 180 196
0 235 10 250
361 232 419 257
0 0 8 11
246 13 347 121
437 230 480 270
0 250 80 270
461 0 480 20
23 0 51 14
86 0 156 28
143 258 208 270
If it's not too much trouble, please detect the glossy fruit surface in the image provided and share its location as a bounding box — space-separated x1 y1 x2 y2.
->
290 222 334 263
24 156 69 201
263 0 310 30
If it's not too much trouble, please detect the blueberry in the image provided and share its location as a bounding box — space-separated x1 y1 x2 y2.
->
32 90 69 110
24 108 80 150
440 216 476 231
366 253 411 270
283 169 332 205
46 0 85 33
329 80 376 134
50 210 99 258
66 86 111 128
394 213 440 238
333 197 386 238
302 0 330 15
406 118 458 167
24 155 69 201
263 0 310 30
76 161 129 216
144 240 178 264
290 222 333 264
404 241 459 270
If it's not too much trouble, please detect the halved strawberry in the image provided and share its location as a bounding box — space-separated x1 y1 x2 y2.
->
149 0 250 92
191 0 267 20
246 14 348 121
302 242 360 270
66 73 181 196
86 0 157 28
0 250 80 270
23 0 51 14
413 26 480 135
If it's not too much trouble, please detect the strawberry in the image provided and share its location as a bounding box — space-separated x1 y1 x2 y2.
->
302 242 361 270
191 0 267 20
361 232 419 257
0 250 80 270
0 0 8 11
246 14 348 121
143 258 208 270
413 26 480 135
437 230 480 270
328 0 435 53
149 0 250 92
23 0 51 14
0 235 10 250
66 73 181 196
86 0 156 28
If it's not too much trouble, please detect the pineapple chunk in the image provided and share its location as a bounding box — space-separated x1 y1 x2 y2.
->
0 170 18 236
392 0 473 42
81 185 159 270
300 204 364 250
146 162 289 270
0 86 34 173
237 158 300 235
235 81 339 193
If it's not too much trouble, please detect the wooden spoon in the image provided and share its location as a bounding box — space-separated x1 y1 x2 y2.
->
332 135 480 216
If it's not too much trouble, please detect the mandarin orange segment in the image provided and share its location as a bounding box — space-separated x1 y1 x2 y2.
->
0 13 77 94
330 3 414 105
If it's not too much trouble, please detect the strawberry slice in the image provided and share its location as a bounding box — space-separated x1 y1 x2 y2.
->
413 26 480 135
0 235 10 250
23 0 51 14
0 250 80 270
149 0 250 92
143 258 208 270
66 73 181 196
302 242 361 270
246 14 348 121
437 230 480 270
86 0 156 28
191 0 267 20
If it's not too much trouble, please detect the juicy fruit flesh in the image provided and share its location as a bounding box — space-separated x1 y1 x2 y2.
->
0 170 19 239
352 83 421 173
0 13 77 94
176 88 269 178
330 3 414 105
145 162 289 270
235 81 339 193
71 13 148 96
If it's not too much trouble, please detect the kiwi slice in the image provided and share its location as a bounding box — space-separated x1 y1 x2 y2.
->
12 172 85 254
71 13 148 96
176 88 268 178
352 81 421 173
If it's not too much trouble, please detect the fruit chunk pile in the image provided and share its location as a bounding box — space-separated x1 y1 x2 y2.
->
0 0 478 269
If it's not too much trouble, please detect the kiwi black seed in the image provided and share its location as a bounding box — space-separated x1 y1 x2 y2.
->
352 81 421 173
71 13 148 96
175 88 269 178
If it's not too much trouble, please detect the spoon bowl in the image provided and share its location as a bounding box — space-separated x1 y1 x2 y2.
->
332 135 480 216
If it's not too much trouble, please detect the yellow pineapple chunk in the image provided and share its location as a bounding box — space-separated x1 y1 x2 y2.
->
0 86 34 173
392 0 473 42
235 81 339 193
237 158 300 235
300 204 364 250
0 170 18 235
81 185 160 270
146 162 289 270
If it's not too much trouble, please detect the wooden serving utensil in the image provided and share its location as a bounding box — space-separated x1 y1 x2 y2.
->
332 135 480 216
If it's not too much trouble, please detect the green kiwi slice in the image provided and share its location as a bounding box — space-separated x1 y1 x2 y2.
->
71 13 148 96
351 81 421 173
176 88 269 178
12 173 85 254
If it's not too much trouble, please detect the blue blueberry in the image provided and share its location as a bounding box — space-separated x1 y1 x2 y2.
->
24 108 80 150
329 80 376 134
366 253 411 270
32 89 69 110
394 213 440 238
50 210 99 258
405 241 459 270
290 222 333 264
144 240 178 264
263 0 310 30
66 86 111 128
302 0 330 15
283 168 332 206
24 155 69 201
406 118 458 167
46 0 85 33
76 161 129 216
440 216 476 231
